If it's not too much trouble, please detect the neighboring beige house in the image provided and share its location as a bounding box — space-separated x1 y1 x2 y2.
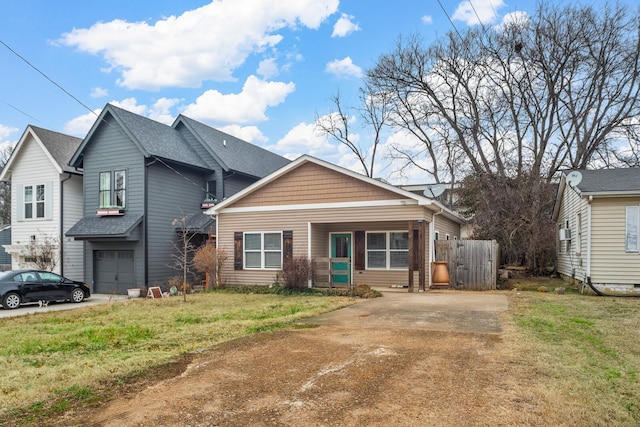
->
206 155 463 289
0 126 83 280
552 168 640 294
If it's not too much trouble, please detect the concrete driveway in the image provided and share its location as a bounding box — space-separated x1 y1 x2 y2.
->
0 293 128 318
302 288 509 333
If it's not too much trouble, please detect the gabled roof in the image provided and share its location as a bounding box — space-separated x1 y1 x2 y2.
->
70 104 208 169
552 168 640 221
570 168 640 194
173 115 290 178
206 154 463 223
0 125 82 180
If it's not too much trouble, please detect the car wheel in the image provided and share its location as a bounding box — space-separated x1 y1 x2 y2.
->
70 288 85 303
2 292 21 310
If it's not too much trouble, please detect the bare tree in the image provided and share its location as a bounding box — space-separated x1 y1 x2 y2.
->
366 3 640 182
316 84 392 178
25 234 59 271
170 214 197 302
365 3 640 270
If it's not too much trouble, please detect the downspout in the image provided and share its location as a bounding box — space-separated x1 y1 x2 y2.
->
59 173 73 276
307 222 312 288
428 208 444 288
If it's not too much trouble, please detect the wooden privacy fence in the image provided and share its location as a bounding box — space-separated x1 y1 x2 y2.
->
435 240 499 290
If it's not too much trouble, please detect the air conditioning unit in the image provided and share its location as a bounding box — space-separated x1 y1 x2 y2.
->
559 228 572 241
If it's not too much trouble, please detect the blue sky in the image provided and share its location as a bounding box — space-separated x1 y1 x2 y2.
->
0 0 619 183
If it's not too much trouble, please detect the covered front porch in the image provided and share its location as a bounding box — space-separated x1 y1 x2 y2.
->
306 219 432 292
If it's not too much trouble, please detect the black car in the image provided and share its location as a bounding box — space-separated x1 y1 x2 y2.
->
0 270 91 310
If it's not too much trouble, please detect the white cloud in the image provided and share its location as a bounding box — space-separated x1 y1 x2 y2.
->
90 87 108 98
0 124 19 150
269 120 338 159
325 57 363 78
182 75 295 124
422 15 433 25
57 0 339 90
496 11 529 30
452 0 505 26
63 97 178 136
219 124 268 144
257 58 279 79
332 13 361 37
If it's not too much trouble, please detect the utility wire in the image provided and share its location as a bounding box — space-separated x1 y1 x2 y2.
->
436 0 463 41
0 39 98 119
0 38 210 195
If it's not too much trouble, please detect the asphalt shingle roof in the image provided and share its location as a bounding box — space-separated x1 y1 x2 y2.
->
66 212 143 239
176 115 290 178
568 168 640 193
30 126 82 174
107 105 209 169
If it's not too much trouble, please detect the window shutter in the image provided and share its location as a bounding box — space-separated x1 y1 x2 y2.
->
234 232 243 270
354 230 365 270
16 184 23 221
283 230 293 261
45 181 53 220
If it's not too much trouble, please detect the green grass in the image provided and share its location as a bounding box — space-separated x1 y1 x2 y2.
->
510 288 640 425
0 292 353 422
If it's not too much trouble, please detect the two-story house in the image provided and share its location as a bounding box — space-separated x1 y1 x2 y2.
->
0 126 84 280
66 103 289 294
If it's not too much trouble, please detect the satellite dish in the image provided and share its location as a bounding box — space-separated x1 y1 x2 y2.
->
566 171 583 188
424 183 446 198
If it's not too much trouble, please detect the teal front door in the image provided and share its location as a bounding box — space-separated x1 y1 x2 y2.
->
330 233 351 284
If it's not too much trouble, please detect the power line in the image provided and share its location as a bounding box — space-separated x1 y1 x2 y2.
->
0 98 44 124
0 39 98 119
436 0 463 41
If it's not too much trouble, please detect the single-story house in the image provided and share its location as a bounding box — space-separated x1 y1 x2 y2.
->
553 168 640 294
206 155 463 289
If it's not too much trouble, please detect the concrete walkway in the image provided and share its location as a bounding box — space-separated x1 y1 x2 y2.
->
302 288 509 333
0 293 128 318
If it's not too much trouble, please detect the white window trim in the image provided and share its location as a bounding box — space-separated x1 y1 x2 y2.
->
243 231 283 270
18 182 52 221
99 169 127 209
365 231 409 270
625 206 639 253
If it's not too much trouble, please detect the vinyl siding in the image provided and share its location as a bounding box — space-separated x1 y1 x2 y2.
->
217 204 432 287
555 184 589 282
9 133 61 272
61 174 84 281
590 197 640 285
146 162 206 285
434 215 461 241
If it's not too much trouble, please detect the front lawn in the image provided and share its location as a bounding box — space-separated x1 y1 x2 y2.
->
0 292 353 421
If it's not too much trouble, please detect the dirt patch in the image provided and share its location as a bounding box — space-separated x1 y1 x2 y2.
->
56 322 542 426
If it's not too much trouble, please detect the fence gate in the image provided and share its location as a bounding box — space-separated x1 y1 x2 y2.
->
435 240 498 291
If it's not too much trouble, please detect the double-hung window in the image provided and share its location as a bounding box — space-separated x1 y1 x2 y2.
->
23 184 45 219
366 231 409 269
99 170 126 208
244 232 282 269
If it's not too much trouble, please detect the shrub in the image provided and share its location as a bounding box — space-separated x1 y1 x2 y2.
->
280 256 312 290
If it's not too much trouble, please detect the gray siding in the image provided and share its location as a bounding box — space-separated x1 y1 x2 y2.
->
224 174 256 198
80 118 146 288
146 162 206 286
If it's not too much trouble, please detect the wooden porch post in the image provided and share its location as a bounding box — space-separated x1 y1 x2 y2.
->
408 221 415 293
418 219 426 292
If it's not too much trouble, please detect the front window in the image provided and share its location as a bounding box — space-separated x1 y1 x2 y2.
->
99 170 126 208
367 231 409 269
24 184 45 219
244 232 282 269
